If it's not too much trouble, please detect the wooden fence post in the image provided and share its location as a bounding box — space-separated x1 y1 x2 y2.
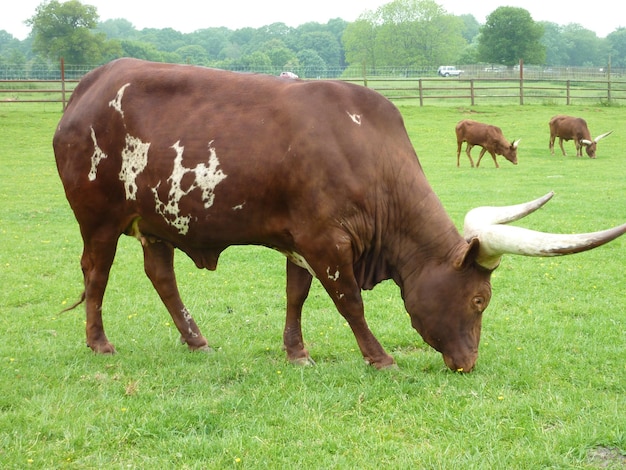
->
418 79 423 107
519 59 524 105
470 79 475 106
60 58 66 110
361 62 367 88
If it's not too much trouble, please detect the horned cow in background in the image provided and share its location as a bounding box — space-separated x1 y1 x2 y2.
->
549 115 612 158
455 119 520 168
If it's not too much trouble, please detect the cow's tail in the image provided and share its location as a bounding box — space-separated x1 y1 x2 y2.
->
59 291 86 313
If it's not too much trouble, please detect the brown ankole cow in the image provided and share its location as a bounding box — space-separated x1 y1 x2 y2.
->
455 119 520 168
53 59 626 374
549 115 612 158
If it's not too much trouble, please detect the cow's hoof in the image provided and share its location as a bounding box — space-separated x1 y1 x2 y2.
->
184 340 213 353
88 341 116 354
180 335 210 351
290 356 316 366
365 355 396 369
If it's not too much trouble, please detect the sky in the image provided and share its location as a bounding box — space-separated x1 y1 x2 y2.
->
2 0 623 41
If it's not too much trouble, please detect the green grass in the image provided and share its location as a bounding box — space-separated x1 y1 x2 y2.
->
1 103 625 468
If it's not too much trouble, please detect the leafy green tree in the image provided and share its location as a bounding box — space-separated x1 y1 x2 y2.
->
540 22 568 66
478 7 545 66
458 14 480 43
27 0 120 64
300 32 341 68
561 24 602 66
176 45 209 65
344 0 466 69
97 18 137 40
241 50 272 70
260 39 296 68
120 40 163 61
135 28 185 53
342 17 377 69
607 28 626 67
296 49 326 77
186 28 231 61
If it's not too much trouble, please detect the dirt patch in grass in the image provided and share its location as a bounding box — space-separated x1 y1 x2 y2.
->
587 446 626 468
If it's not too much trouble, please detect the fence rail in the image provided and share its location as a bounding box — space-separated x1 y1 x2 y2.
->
2 75 626 109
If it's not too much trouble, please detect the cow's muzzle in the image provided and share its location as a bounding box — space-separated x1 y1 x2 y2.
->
443 353 477 373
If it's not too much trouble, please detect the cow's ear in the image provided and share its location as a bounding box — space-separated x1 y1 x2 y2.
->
453 238 481 270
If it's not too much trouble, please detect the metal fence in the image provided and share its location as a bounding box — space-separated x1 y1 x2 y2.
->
2 62 626 109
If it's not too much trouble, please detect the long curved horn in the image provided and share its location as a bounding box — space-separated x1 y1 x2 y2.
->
512 138 521 149
464 191 554 235
464 192 626 269
594 130 613 143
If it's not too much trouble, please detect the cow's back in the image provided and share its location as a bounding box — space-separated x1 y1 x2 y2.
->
549 115 589 140
455 119 502 145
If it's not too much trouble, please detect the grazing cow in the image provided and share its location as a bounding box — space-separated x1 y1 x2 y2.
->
455 119 520 168
53 59 626 373
549 115 612 158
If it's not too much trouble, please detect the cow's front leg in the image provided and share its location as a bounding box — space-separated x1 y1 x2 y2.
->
488 151 500 168
283 260 315 365
575 140 584 157
558 138 567 156
141 239 209 351
316 263 395 369
465 144 475 167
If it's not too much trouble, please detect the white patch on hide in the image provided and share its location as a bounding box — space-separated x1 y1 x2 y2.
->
88 127 108 181
232 202 245 210
285 252 315 276
327 267 340 281
119 134 150 200
152 140 227 234
347 111 362 126
109 83 131 118
182 307 197 337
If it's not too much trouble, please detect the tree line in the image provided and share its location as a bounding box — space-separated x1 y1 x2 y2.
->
2 0 626 79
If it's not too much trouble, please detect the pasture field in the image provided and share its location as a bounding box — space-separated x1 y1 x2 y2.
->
0 102 625 468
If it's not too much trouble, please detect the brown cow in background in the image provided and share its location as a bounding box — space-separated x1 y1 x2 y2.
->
549 115 612 158
455 119 520 168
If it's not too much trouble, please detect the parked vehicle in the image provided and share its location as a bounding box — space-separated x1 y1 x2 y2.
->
438 66 463 77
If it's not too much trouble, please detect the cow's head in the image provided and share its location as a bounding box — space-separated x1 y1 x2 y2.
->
405 240 491 373
503 138 521 165
581 131 612 158
404 192 626 373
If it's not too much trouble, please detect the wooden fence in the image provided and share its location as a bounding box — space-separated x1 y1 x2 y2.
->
2 75 626 109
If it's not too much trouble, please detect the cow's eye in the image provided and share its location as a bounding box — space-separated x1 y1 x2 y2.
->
472 296 486 312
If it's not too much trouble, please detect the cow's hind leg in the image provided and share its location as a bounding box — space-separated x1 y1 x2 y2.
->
81 228 120 353
141 239 209 351
283 260 315 365
476 147 491 167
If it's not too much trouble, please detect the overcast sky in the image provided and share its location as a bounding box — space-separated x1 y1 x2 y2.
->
2 0 623 40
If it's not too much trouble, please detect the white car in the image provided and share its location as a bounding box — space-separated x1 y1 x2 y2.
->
280 71 299 79
437 66 463 77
